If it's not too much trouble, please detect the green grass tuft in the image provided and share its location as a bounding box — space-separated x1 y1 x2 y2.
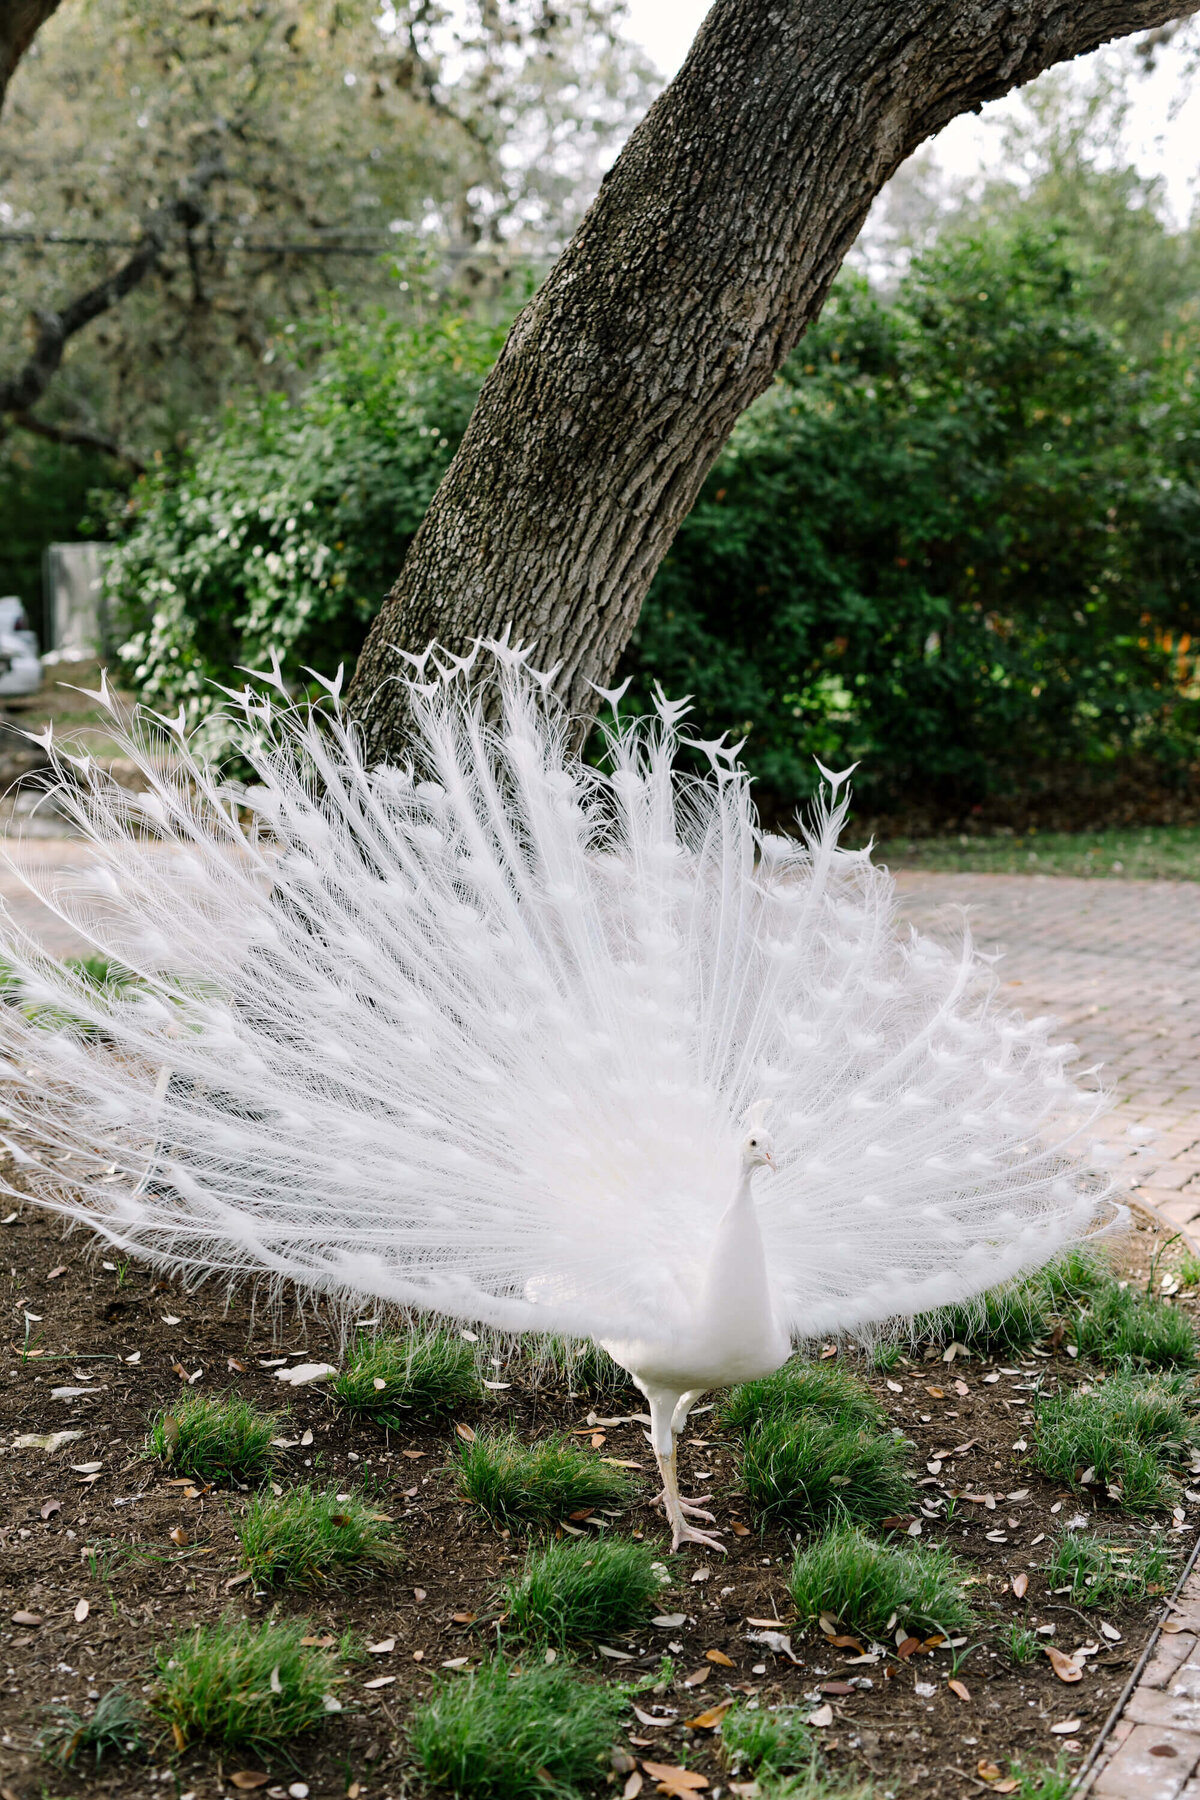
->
754 1767 875 1800
1042 1529 1177 1604
1073 1280 1197 1369
1002 1624 1042 1666
458 1430 632 1531
38 1686 146 1769
153 1617 342 1755
740 1415 915 1530
913 1277 1051 1354
720 1702 815 1776
147 1391 279 1486
500 1536 663 1644
542 1337 636 1399
788 1523 973 1638
235 1483 403 1587
332 1329 482 1425
1033 1372 1199 1511
720 1362 885 1434
410 1655 625 1800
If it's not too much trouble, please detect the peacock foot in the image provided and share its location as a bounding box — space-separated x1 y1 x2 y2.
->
653 1489 716 1524
668 1519 727 1554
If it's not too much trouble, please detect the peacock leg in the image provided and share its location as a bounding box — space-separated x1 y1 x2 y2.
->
647 1390 725 1554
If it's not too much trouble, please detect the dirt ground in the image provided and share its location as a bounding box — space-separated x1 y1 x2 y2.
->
1 1201 1194 1800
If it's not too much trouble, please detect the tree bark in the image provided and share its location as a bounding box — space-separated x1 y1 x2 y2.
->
0 0 64 116
348 0 1190 758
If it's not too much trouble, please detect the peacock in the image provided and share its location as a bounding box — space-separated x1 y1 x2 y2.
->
0 641 1119 1551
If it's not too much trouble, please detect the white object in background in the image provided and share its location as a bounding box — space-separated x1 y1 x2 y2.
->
0 597 43 696
43 542 109 657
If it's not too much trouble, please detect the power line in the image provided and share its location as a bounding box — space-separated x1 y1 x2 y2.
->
0 230 403 256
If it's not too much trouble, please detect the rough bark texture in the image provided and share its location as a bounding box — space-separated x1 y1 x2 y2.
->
0 0 63 116
348 0 1189 758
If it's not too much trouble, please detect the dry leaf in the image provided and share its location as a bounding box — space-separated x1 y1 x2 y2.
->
642 1762 709 1798
299 1634 337 1648
169 1527 189 1548
47 1265 66 1280
625 1774 645 1800
451 1611 477 1624
455 1422 476 1442
11 1611 41 1626
684 1700 734 1729
806 1703 833 1727
828 1633 864 1651
705 1649 734 1667
886 1379 902 1393
682 1665 711 1686
994 1783 1020 1794
1011 1573 1028 1599
821 1681 853 1696
1043 1646 1083 1683
591 1432 606 1449
948 1678 970 1701
895 1637 921 1661
926 1386 945 1399
230 1775 271 1791
368 1638 396 1654
40 1499 61 1520
364 1676 396 1689
171 1723 186 1754
1049 1718 1082 1735
227 1356 247 1372
729 1520 751 1537
977 1762 1002 1782
171 1361 190 1382
73 1597 89 1623
632 1706 676 1728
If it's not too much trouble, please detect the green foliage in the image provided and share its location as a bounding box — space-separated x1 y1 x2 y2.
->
788 1524 973 1638
542 1337 636 1398
1003 1624 1042 1666
410 1655 625 1800
147 1392 278 1486
153 1617 341 1754
878 825 1200 882
1042 1528 1176 1604
913 1277 1051 1354
235 1483 403 1587
333 1329 482 1425
1180 1252 1200 1288
500 1536 663 1644
1033 1372 1199 1511
106 312 506 734
457 1431 632 1531
739 1415 915 1531
720 1702 816 1776
1073 1279 1197 1369
627 223 1200 817
0 436 122 639
38 1686 146 1769
720 1362 885 1434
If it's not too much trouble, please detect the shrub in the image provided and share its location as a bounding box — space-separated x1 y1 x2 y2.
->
740 1416 915 1530
38 1687 146 1769
1033 1372 1198 1511
458 1431 632 1531
720 1702 815 1776
500 1536 663 1644
147 1392 278 1486
235 1484 402 1587
788 1524 973 1638
720 1362 885 1434
410 1655 625 1800
153 1618 341 1754
1073 1280 1197 1369
333 1329 482 1425
1042 1529 1176 1604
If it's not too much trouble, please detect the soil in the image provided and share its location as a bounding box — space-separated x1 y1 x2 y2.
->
1 1202 1194 1800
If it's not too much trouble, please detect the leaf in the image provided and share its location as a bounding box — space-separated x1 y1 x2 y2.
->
73 1598 89 1623
47 1265 66 1280
169 1527 189 1547
455 1422 476 1442
11 1611 41 1626
1050 1719 1083 1735
1011 1572 1028 1598
171 1723 186 1754
705 1649 734 1667
364 1676 395 1689
632 1706 676 1728
684 1700 734 1729
948 1678 970 1701
926 1386 944 1399
895 1637 921 1661
682 1666 711 1686
368 1638 396 1654
821 1681 853 1696
977 1763 1002 1782
171 1361 190 1382
641 1762 709 1798
230 1775 271 1790
40 1499 61 1520
827 1634 864 1651
886 1380 902 1393
624 1774 644 1800
994 1783 1020 1794
806 1703 833 1727
1043 1646 1083 1683
299 1634 336 1647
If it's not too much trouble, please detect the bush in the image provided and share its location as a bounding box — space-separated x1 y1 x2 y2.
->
410 1656 625 1800
740 1416 915 1530
500 1536 663 1644
720 1363 885 1434
333 1330 482 1425
153 1618 341 1754
235 1484 402 1587
147 1392 278 1486
458 1431 632 1531
1033 1372 1199 1511
788 1524 973 1638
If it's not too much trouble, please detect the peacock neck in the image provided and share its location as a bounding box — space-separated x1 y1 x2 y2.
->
697 1163 779 1340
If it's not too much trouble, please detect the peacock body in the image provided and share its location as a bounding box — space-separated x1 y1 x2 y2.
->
0 644 1117 1547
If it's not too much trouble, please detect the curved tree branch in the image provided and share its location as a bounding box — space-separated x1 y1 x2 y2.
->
0 0 65 117
349 0 1193 759
8 409 145 474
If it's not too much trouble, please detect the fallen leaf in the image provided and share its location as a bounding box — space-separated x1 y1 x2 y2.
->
47 1265 66 1280
729 1520 751 1537
171 1361 190 1382
705 1649 734 1667
40 1499 61 1520
632 1706 676 1728
169 1526 189 1547
227 1356 247 1372
230 1775 271 1791
682 1666 711 1686
71 1461 102 1474
451 1611 477 1624
1044 1646 1083 1683
1100 1623 1121 1643
895 1637 921 1661
994 1783 1020 1794
684 1700 734 1729
11 1611 42 1626
368 1638 396 1654
642 1762 709 1799
162 1314 182 1325
827 1634 864 1651
1050 1719 1082 1735
886 1379 902 1393
948 1678 970 1701
653 1614 687 1629
926 1386 944 1399
821 1681 853 1696
1011 1573 1028 1599
364 1676 395 1689
977 1762 1002 1782
806 1703 834 1727
171 1723 186 1754
591 1432 606 1449
224 1572 253 1590
455 1422 476 1442
625 1774 644 1800
274 1362 336 1386
299 1635 337 1648
73 1597 89 1623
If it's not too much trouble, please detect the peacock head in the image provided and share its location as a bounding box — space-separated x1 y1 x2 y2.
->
740 1100 775 1172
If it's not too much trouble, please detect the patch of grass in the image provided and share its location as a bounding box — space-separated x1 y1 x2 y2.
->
544 1337 636 1399
1033 1372 1199 1511
720 1701 815 1776
38 1686 146 1769
235 1484 402 1587
333 1329 482 1425
756 1768 874 1800
720 1362 885 1434
1002 1624 1042 1666
1180 1252 1200 1289
740 1416 915 1530
1042 1529 1177 1604
788 1523 973 1638
458 1431 632 1531
147 1392 279 1486
153 1617 342 1756
500 1536 663 1644
913 1276 1051 1354
869 1341 903 1373
873 824 1200 883
1041 1248 1109 1308
1006 1759 1074 1800
1073 1280 1197 1369
410 1654 625 1800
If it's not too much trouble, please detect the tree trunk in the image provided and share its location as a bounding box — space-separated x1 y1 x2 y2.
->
0 0 64 115
348 0 1188 758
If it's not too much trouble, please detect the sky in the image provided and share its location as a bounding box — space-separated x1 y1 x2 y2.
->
621 0 1200 226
